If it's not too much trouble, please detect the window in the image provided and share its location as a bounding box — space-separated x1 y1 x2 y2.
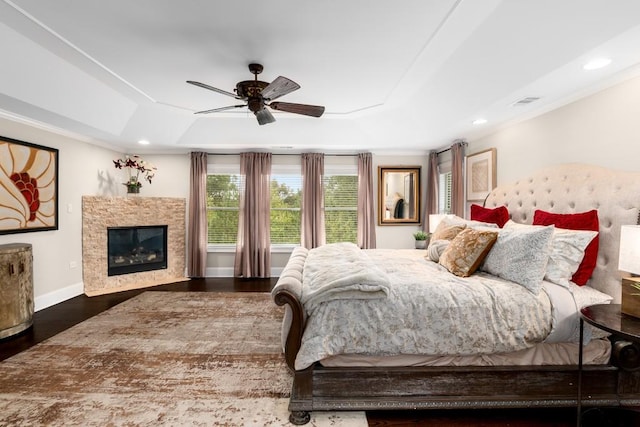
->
324 170 357 244
206 170 302 245
206 172 241 244
270 170 302 245
438 170 452 214
206 159 358 247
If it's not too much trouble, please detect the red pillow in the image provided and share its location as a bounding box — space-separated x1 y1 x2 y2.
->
470 204 510 228
532 209 599 286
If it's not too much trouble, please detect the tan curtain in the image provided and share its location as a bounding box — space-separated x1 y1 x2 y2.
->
187 152 208 278
234 152 272 278
357 152 376 249
423 150 439 231
301 153 325 249
450 141 466 217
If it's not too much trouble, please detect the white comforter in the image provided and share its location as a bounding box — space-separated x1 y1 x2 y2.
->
301 242 390 313
294 249 553 370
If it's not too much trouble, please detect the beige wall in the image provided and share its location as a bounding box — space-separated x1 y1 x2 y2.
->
467 74 640 184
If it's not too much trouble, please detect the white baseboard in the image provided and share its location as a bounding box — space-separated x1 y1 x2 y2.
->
35 282 84 312
205 267 234 277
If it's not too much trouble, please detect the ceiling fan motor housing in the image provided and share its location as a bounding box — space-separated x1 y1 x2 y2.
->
247 97 264 113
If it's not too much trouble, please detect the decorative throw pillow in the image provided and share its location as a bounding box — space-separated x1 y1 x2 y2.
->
533 209 599 286
479 225 554 294
429 222 466 243
426 239 450 262
470 204 510 228
439 228 499 277
504 221 598 287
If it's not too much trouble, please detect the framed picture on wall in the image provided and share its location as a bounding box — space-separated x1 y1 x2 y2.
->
0 136 59 235
466 148 496 201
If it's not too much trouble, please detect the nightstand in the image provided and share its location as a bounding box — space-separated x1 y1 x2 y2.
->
579 304 640 426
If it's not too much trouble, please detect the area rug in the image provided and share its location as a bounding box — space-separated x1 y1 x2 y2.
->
0 292 367 426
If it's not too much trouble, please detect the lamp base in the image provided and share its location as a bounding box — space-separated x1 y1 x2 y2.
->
622 277 640 318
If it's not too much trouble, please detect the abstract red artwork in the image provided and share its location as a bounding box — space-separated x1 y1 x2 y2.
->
0 136 58 234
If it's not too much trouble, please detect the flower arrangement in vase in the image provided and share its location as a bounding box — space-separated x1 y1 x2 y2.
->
113 154 157 193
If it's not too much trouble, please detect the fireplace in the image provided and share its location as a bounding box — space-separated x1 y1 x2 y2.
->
107 225 168 276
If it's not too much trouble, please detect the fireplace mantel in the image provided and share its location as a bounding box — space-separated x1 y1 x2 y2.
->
82 196 187 296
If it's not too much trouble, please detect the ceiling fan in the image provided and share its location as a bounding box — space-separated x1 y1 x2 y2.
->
187 63 325 125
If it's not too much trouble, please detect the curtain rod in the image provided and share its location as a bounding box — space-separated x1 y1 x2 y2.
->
206 153 360 157
436 140 468 156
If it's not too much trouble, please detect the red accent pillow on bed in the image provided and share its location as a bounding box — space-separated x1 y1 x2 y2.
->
470 204 510 228
532 209 599 286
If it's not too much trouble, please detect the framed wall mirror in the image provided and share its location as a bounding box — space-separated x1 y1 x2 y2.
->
378 166 421 225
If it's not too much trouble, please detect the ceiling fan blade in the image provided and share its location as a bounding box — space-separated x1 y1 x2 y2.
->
269 102 325 118
261 76 300 101
194 104 246 114
255 108 275 125
186 80 241 99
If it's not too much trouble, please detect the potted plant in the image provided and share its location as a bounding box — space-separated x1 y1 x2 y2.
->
413 230 430 249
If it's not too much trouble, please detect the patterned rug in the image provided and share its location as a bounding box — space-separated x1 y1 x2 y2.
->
0 292 367 426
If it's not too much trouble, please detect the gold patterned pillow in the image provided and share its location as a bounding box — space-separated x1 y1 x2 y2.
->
439 228 499 277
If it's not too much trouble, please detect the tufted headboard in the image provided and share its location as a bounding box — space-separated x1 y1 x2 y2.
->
484 163 640 302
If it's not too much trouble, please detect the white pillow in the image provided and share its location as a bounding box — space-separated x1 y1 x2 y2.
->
479 224 554 294
440 214 499 229
569 282 613 340
504 221 597 287
569 282 613 309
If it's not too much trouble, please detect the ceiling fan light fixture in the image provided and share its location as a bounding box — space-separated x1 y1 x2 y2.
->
255 108 275 126
247 97 263 113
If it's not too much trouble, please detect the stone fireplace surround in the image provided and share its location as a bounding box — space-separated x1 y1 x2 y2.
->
82 196 187 296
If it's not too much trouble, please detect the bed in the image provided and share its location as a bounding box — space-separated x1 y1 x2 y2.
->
272 163 640 424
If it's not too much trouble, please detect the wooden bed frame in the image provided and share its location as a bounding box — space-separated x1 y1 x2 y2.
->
273 163 640 424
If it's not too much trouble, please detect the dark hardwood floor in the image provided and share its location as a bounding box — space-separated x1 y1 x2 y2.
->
1 278 637 426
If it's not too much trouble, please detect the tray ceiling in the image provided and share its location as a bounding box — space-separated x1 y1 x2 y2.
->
1 0 640 154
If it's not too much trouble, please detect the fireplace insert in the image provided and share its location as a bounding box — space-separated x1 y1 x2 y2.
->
107 225 167 276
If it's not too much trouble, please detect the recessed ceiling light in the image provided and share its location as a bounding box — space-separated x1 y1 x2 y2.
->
472 118 487 125
583 57 612 71
138 139 150 145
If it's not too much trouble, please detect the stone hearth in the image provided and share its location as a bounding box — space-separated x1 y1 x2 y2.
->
82 196 187 296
